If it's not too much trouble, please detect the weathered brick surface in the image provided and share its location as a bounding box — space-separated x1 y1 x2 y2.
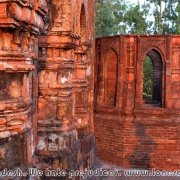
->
0 0 48 168
36 0 96 171
95 113 123 165
95 35 180 170
0 0 96 171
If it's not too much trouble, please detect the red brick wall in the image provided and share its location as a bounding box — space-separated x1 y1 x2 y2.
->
95 112 123 165
95 35 180 170
124 109 180 170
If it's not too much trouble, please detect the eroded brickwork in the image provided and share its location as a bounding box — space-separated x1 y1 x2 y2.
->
0 0 48 168
37 0 96 171
95 35 180 170
0 0 96 171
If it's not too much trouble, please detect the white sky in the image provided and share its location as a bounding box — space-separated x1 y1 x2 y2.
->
129 0 165 9
129 0 145 5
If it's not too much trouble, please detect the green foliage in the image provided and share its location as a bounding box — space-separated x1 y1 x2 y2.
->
123 4 149 34
146 0 180 34
174 2 180 34
95 0 180 37
95 0 127 37
143 56 153 100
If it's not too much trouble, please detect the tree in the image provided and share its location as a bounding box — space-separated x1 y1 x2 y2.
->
124 3 150 34
143 56 153 101
174 1 180 33
146 0 180 34
95 0 180 36
95 0 127 37
95 0 151 36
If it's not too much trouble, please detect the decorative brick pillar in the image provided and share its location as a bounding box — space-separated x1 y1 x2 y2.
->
36 0 96 171
74 1 96 170
0 0 47 169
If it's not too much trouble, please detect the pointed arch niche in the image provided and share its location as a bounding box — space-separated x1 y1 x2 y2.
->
104 48 118 106
80 4 86 43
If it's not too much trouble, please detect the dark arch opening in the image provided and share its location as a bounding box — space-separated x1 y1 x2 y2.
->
105 49 118 106
143 49 163 107
80 5 86 43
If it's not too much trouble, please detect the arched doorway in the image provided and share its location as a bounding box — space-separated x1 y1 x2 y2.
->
143 49 163 106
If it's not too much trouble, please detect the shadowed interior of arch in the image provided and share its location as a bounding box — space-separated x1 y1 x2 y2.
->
143 49 163 107
80 4 86 43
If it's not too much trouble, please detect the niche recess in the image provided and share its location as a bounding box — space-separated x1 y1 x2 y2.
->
80 4 86 43
105 49 118 106
0 72 23 101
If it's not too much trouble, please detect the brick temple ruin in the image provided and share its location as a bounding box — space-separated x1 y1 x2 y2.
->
0 0 179 175
95 35 180 170
0 0 96 172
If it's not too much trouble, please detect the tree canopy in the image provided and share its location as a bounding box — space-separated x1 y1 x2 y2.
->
95 0 180 37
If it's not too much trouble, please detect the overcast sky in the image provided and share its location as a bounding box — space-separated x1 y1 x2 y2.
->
130 0 145 5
